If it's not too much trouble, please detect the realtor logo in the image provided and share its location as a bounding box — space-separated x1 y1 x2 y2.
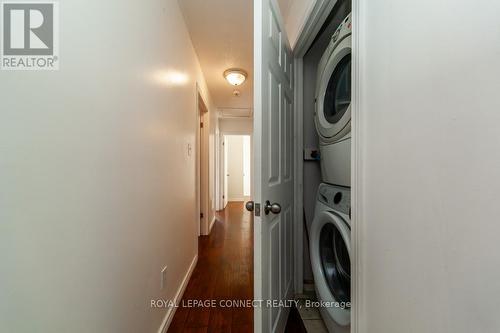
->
1 1 59 70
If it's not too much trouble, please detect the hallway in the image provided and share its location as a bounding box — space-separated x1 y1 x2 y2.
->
169 202 254 332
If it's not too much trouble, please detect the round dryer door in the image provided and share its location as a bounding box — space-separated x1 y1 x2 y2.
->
310 210 351 326
320 218 351 304
315 35 352 143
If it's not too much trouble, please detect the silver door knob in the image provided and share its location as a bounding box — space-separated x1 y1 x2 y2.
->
245 201 255 212
264 200 281 215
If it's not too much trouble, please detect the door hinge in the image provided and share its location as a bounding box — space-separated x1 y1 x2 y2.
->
200 212 204 219
222 195 225 199
200 122 204 128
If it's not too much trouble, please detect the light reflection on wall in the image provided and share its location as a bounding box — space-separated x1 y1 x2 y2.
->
154 70 190 86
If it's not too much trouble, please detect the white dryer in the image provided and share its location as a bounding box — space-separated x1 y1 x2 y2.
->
315 13 352 187
310 183 351 332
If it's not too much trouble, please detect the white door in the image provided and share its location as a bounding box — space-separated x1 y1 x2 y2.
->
243 135 252 197
253 0 294 331
227 135 245 201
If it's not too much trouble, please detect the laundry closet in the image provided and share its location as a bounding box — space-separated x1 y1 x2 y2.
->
297 0 352 331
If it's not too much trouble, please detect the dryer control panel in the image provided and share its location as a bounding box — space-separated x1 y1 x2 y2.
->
317 183 350 216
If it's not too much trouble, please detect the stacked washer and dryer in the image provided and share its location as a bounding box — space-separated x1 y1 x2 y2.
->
309 13 352 333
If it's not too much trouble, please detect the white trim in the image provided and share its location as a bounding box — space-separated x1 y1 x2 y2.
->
293 0 338 57
209 216 216 233
293 56 304 294
158 255 198 333
351 0 361 331
196 84 210 236
195 83 201 237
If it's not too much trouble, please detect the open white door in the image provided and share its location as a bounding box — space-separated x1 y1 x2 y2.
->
252 0 294 331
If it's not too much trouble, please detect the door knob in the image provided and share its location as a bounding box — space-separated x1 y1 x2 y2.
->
245 201 255 212
264 200 281 215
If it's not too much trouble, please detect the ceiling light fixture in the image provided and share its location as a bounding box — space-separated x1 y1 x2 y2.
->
224 69 247 86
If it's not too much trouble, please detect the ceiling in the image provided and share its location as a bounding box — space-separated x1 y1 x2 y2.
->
277 0 293 21
179 0 254 113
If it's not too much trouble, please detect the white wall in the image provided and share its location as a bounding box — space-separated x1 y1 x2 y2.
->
219 117 253 135
356 1 500 332
0 0 214 332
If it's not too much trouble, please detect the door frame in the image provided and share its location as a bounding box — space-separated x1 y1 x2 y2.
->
292 0 338 298
292 0 361 332
196 84 209 236
217 132 226 210
217 128 254 210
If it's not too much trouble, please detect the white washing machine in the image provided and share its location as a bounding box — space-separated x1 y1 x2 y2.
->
315 13 352 187
310 183 351 332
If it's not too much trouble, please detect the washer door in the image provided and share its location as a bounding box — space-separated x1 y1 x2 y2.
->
310 210 351 326
315 35 352 143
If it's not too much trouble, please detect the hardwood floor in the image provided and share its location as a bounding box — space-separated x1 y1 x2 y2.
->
168 202 254 333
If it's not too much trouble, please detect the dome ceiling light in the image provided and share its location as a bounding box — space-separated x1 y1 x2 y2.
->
223 69 247 86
